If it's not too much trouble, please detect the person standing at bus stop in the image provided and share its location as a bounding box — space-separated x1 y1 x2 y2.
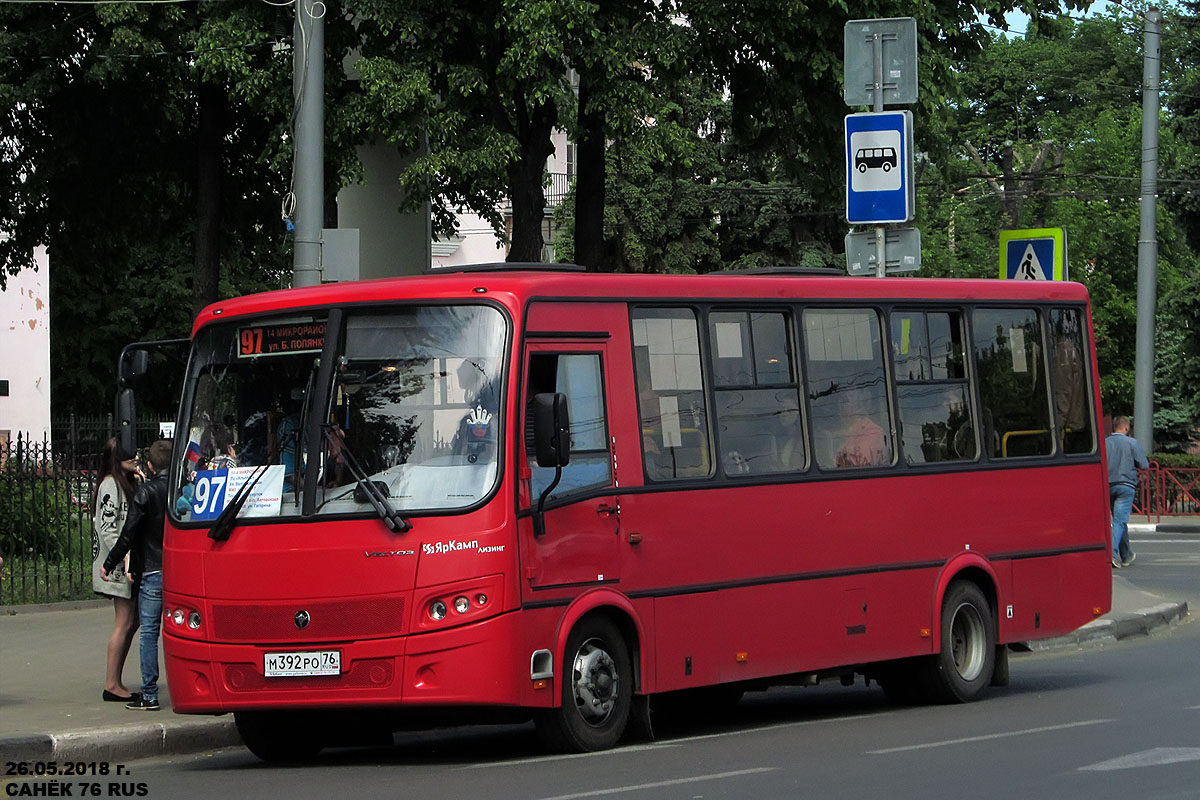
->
91 437 141 703
101 439 173 710
1106 416 1148 568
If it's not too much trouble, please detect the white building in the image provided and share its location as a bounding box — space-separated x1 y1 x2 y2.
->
0 245 52 444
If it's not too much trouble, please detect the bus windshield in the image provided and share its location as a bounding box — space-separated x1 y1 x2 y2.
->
173 305 506 523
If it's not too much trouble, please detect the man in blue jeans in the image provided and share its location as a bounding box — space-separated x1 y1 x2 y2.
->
102 439 172 710
1106 416 1148 568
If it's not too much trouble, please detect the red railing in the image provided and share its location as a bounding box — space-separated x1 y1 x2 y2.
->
1135 463 1200 521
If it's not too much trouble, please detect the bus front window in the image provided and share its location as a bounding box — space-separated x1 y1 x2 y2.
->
317 306 506 514
174 317 328 522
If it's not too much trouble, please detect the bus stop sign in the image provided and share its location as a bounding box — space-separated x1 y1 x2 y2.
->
845 111 914 224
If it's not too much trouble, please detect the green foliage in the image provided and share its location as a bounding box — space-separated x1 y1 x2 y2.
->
1148 452 1200 468
0 464 83 562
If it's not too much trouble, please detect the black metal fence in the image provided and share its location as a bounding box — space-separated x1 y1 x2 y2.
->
0 419 165 605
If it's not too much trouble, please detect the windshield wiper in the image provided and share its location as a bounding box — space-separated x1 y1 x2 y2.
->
322 424 411 533
208 464 270 542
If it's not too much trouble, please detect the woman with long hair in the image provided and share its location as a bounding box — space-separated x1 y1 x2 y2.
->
91 437 141 702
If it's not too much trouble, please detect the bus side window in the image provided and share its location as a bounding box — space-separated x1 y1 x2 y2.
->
709 310 804 476
526 353 613 499
891 310 976 465
632 308 712 481
1050 308 1095 455
972 308 1053 458
803 308 893 469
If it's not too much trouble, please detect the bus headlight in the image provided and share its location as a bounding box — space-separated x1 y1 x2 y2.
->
173 609 185 626
429 601 448 621
188 611 202 629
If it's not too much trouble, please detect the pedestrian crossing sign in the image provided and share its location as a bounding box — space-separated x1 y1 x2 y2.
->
999 228 1067 281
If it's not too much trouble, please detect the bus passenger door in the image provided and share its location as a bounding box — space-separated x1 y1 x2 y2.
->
520 345 621 597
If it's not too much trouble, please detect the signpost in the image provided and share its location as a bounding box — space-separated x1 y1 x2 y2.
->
843 17 919 277
846 227 920 276
999 228 1068 281
843 17 918 106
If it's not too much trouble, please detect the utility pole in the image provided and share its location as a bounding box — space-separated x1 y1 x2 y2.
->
1134 8 1161 452
291 0 325 288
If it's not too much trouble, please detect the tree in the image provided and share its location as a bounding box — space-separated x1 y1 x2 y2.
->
0 1 359 415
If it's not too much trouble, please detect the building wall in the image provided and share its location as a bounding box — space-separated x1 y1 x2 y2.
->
0 247 51 443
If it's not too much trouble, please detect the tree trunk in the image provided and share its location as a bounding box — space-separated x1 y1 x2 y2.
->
506 101 556 263
573 80 607 270
193 81 224 317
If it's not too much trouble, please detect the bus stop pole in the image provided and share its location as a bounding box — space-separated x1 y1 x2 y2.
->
872 32 886 278
1134 8 1161 452
291 0 325 289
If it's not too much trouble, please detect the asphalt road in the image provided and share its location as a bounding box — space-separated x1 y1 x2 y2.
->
13 527 1200 800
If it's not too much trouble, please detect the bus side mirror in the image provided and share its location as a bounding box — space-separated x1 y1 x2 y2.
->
116 387 137 458
533 392 571 468
119 348 150 384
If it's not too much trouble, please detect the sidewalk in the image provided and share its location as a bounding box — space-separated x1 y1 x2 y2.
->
0 574 1190 765
0 601 240 764
1128 514 1200 534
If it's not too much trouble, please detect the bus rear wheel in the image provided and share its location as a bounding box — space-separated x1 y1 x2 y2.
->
921 581 996 703
535 616 632 753
235 710 325 762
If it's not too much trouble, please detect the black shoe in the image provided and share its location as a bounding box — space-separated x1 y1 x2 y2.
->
126 697 160 711
103 690 141 703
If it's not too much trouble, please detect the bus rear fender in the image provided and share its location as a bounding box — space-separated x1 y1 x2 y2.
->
931 553 1001 647
549 589 647 702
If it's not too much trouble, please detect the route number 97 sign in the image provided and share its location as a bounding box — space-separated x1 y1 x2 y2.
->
191 465 286 520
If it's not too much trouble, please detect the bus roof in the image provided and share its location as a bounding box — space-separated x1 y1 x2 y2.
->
193 265 1091 337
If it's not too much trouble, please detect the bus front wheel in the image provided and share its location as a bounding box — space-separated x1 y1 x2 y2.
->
235 711 325 762
922 581 996 703
536 616 632 753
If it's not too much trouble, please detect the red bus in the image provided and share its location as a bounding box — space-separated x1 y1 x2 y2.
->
135 265 1111 760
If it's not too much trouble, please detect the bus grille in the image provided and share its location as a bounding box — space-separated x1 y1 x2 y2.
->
211 597 406 642
224 658 395 691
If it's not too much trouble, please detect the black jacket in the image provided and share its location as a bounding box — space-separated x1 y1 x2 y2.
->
103 471 168 577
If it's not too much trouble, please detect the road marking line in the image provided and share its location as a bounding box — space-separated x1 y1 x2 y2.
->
867 719 1112 754
1079 748 1200 771
669 711 896 745
460 742 679 769
462 711 893 770
535 768 778 800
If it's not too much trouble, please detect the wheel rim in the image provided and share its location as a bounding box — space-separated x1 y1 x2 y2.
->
949 602 987 682
571 637 619 727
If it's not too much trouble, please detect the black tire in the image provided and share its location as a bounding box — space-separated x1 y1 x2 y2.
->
235 711 326 763
921 581 996 703
857 163 868 173
535 616 632 753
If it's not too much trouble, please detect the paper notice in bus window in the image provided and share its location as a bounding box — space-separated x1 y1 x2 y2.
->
715 322 744 359
675 354 702 390
1009 327 1028 373
189 465 286 521
632 318 648 347
900 318 911 355
645 318 673 354
659 395 683 448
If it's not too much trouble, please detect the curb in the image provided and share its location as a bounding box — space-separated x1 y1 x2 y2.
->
0 717 240 764
1023 601 1190 651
